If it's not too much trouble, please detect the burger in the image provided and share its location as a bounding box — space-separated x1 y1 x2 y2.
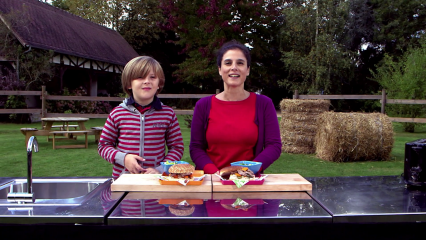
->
169 204 195 216
219 166 255 180
168 164 195 179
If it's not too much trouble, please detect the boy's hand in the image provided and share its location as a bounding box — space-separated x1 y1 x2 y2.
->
144 168 160 174
124 154 145 174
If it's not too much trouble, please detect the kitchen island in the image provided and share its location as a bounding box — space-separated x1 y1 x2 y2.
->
1 175 426 240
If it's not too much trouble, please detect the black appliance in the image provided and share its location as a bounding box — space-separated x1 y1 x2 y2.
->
404 139 426 187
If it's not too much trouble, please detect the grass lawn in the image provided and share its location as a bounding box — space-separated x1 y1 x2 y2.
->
0 116 425 178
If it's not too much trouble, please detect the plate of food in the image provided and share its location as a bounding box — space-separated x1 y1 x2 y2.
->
166 200 196 216
161 160 190 174
220 198 264 211
231 161 262 174
158 199 204 205
218 166 265 185
159 164 205 185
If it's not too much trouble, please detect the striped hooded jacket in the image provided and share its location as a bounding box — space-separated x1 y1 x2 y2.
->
98 96 184 179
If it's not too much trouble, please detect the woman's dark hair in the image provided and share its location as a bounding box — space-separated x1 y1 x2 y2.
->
216 40 251 68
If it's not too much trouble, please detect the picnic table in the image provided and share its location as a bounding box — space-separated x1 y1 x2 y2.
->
42 117 89 131
20 117 103 149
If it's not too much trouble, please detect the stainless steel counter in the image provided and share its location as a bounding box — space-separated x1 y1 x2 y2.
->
0 177 123 225
308 175 426 223
1 175 426 226
107 190 331 225
1 176 426 240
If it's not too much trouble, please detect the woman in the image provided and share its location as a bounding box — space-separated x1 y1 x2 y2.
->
190 40 282 174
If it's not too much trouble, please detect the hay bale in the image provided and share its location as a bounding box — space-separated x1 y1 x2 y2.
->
314 112 394 162
280 99 330 154
280 99 330 113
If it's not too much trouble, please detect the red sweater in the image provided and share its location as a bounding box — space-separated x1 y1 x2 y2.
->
204 93 258 173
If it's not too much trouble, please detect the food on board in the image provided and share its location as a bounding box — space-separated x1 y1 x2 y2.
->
168 164 195 180
169 204 195 216
219 166 255 180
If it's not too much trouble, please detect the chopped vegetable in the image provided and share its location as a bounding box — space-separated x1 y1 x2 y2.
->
163 161 176 165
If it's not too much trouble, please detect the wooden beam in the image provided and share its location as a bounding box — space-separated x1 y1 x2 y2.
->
174 110 194 115
0 109 41 114
158 94 213 98
45 95 123 101
389 117 426 123
0 91 41 96
386 99 426 104
297 95 382 100
45 113 110 118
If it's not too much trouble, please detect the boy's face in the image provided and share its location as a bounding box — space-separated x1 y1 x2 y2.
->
130 69 159 106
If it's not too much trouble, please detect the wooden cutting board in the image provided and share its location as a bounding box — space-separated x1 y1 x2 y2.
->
111 173 212 192
125 192 212 200
212 173 312 192
212 191 311 200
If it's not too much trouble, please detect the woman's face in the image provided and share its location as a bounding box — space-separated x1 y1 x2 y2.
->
218 49 250 89
130 69 159 106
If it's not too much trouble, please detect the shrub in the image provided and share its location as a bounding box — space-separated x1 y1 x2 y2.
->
47 86 113 114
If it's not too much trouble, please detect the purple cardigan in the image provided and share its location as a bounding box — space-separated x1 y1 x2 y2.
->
189 94 282 172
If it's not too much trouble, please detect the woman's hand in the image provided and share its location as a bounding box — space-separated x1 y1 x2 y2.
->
144 168 160 174
124 154 145 174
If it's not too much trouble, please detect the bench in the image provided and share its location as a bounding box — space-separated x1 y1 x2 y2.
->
20 128 38 146
91 127 103 144
50 130 90 149
51 124 78 130
45 124 79 141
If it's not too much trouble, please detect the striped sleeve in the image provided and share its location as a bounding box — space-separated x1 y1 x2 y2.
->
98 109 120 165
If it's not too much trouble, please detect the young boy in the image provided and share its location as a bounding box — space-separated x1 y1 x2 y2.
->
98 56 184 179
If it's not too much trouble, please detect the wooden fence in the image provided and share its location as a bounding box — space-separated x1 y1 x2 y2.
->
293 89 426 123
1 87 426 123
0 86 219 119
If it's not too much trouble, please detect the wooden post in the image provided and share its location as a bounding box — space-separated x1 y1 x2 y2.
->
381 89 386 114
293 90 299 99
41 86 46 128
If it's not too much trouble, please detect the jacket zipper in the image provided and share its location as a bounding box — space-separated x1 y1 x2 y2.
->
140 113 145 161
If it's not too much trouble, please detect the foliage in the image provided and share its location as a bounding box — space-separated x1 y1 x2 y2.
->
0 67 25 91
52 0 165 50
0 7 54 91
0 65 27 122
51 0 110 27
183 115 192 129
159 0 286 98
279 0 355 94
371 0 426 56
46 0 426 112
47 87 113 114
372 37 426 132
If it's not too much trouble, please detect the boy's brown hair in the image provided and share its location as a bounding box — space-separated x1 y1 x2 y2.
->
121 56 165 97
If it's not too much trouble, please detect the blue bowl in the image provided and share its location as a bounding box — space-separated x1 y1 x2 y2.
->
161 161 189 174
231 161 262 174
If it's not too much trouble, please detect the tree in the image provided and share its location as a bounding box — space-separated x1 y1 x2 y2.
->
0 8 54 91
371 0 426 56
51 0 110 27
159 0 286 101
372 37 426 132
279 0 356 95
51 0 165 49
